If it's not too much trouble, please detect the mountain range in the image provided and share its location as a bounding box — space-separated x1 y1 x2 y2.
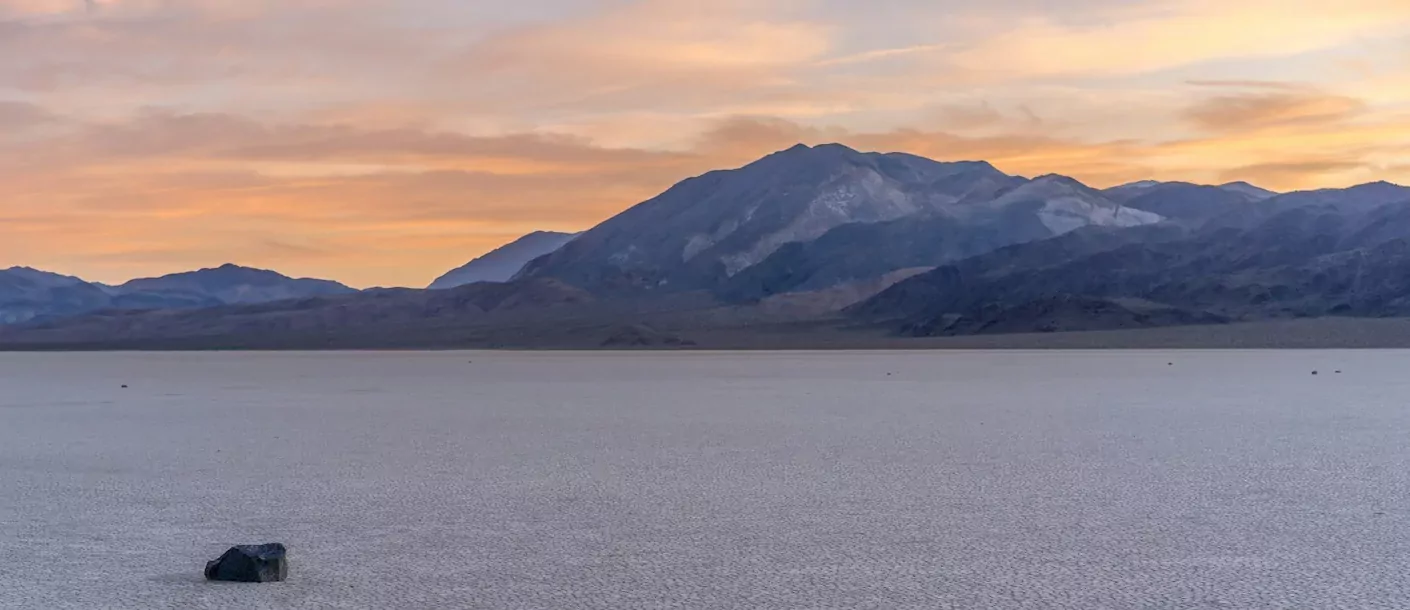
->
846 180 1410 334
0 264 355 325
4 143 1409 349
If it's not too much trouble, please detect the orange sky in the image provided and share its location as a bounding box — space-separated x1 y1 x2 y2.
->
2 0 1408 287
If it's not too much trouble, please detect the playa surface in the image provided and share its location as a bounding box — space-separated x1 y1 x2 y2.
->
3 351 1409 609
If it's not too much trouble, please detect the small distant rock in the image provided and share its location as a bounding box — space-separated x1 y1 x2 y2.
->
121 384 128 388
1312 371 1319 375
205 543 288 583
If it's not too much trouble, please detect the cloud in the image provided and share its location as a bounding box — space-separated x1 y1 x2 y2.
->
0 0 88 15
1217 159 1368 188
259 239 334 259
1185 80 1310 91
0 100 54 130
2 0 1409 286
814 43 952 68
58 110 689 171
931 102 1006 130
436 0 833 115
0 0 446 105
1183 90 1367 133
946 0 1410 80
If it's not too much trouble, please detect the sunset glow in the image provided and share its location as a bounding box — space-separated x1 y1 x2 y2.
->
2 0 1408 286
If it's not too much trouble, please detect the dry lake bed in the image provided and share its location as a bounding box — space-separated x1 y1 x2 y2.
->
3 350 1410 609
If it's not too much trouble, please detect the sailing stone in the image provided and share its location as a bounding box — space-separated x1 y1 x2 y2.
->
204 543 289 583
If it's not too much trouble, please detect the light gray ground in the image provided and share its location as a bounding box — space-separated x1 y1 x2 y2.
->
3 351 1409 609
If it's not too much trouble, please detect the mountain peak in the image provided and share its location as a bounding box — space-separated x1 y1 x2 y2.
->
4 265 43 276
0 266 88 291
1215 180 1278 201
1030 174 1091 190
1328 181 1410 199
113 264 354 305
764 143 817 160
954 159 999 172
769 142 864 159
768 145 1001 179
183 263 286 280
1 266 85 282
519 146 1168 294
429 230 579 290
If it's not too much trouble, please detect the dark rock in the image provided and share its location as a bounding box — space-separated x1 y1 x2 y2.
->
205 543 288 583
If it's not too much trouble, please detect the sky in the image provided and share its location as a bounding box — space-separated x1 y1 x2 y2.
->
2 0 1408 287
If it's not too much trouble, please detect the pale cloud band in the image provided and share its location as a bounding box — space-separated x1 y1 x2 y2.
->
1 0 1407 286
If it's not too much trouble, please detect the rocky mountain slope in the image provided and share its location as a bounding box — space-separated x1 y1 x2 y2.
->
520 144 1160 296
1103 180 1276 205
849 182 1410 336
429 231 578 289
1 267 113 324
1116 182 1266 223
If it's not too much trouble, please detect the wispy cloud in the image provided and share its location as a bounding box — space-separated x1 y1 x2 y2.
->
1185 80 1312 91
1183 90 1367 132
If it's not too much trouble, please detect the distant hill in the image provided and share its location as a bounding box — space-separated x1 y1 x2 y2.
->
114 264 356 305
0 264 355 325
0 267 114 325
1218 181 1278 201
1101 180 1166 201
0 278 594 347
1118 182 1263 223
1104 180 1276 205
429 231 578 289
